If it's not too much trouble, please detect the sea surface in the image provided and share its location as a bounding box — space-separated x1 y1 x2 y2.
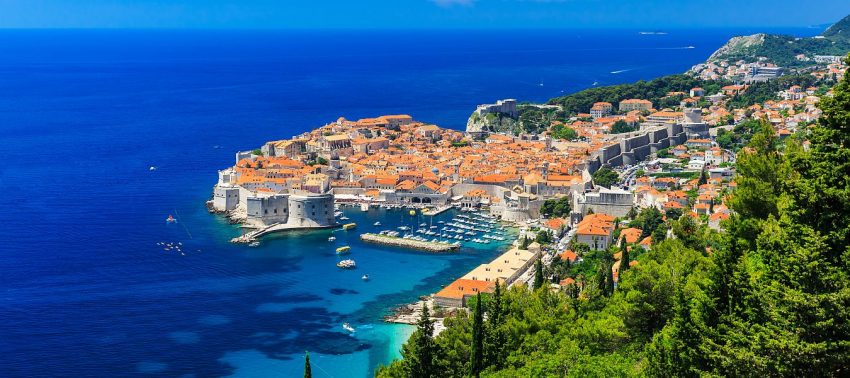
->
0 28 819 377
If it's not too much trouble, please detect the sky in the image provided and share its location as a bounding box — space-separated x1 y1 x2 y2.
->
0 0 849 29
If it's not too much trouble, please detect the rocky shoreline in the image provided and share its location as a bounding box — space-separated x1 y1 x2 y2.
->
384 296 462 337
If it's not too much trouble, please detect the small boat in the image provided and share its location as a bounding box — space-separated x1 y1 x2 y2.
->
361 274 369 281
373 221 381 226
360 203 369 211
398 226 410 231
149 166 157 171
339 216 349 221
336 246 351 254
248 241 260 247
343 322 355 332
328 236 336 242
337 259 356 269
166 215 177 223
343 223 357 230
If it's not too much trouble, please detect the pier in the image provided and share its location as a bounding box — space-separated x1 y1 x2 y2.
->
424 205 453 216
360 233 459 252
231 222 339 243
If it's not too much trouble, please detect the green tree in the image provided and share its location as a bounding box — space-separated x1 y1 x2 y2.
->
393 303 440 378
592 167 619 188
470 292 485 377
485 283 506 369
632 207 664 238
697 169 707 185
519 236 530 250
610 119 636 134
535 230 552 244
540 196 572 218
533 259 544 290
551 124 578 140
304 351 311 378
620 247 630 275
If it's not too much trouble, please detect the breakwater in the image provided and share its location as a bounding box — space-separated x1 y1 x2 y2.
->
360 233 459 252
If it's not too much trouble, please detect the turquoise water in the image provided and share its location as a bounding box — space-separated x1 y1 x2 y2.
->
215 207 515 376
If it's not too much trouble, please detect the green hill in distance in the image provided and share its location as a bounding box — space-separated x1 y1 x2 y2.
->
707 13 850 66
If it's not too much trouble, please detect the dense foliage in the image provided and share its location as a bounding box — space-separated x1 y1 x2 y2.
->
547 74 715 115
609 119 635 134
539 196 572 218
591 167 619 188
379 56 850 377
725 73 826 109
550 123 578 140
716 32 850 67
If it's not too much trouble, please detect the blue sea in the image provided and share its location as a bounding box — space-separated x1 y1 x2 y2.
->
0 28 819 377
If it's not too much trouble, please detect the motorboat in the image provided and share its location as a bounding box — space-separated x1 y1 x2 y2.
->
343 322 355 332
361 274 370 281
166 215 177 223
337 259 356 269
336 246 351 254
328 236 336 242
373 221 381 226
248 241 260 247
398 226 410 231
343 223 357 230
149 166 157 171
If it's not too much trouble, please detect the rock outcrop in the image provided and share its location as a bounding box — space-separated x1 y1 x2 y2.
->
707 33 766 62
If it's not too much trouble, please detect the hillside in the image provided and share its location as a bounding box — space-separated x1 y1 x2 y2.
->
546 74 714 114
706 14 850 66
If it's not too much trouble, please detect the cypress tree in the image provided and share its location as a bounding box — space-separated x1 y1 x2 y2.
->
304 351 311 378
485 283 505 369
620 247 630 274
470 292 485 378
533 259 544 290
519 236 530 250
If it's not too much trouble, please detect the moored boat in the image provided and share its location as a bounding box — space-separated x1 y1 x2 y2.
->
336 246 351 254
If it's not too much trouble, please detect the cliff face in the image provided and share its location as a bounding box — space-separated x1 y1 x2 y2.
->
707 34 766 62
465 111 518 134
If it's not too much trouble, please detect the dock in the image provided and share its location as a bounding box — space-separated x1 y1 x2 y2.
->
360 233 459 252
424 205 453 216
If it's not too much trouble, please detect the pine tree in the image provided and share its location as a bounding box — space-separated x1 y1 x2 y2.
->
304 351 312 378
400 303 438 378
533 259 544 290
470 292 485 378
